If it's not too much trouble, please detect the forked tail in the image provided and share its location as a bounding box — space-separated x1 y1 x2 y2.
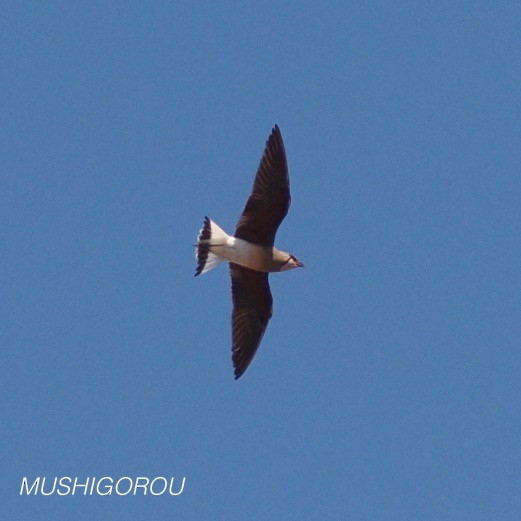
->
194 217 228 276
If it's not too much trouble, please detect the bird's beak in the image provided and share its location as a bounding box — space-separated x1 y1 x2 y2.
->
296 260 304 268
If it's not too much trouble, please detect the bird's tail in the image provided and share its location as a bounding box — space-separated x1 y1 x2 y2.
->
195 217 228 276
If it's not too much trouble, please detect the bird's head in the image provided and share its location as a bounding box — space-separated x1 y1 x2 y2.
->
280 253 304 271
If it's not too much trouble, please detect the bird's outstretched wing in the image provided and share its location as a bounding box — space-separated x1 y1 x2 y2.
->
230 263 273 379
234 125 290 246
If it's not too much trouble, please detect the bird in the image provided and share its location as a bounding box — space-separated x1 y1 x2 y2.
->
195 125 303 379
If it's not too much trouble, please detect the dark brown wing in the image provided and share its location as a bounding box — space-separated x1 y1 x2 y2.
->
234 125 290 246
230 263 273 379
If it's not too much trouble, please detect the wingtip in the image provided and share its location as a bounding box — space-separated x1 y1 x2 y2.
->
267 124 284 150
233 362 247 380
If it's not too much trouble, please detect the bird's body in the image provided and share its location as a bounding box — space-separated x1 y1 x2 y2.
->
195 125 303 379
211 238 289 272
197 222 294 273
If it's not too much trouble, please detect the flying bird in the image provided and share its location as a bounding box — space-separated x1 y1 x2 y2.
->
195 125 303 379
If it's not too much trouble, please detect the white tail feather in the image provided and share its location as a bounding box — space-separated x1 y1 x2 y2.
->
201 219 228 245
198 251 225 275
195 217 229 276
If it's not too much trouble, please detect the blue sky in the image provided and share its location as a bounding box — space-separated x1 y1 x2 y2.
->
2 1 521 519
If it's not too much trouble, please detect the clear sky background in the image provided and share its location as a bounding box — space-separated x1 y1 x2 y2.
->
2 2 521 519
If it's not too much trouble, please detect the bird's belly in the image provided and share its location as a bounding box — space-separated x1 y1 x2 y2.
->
211 237 272 272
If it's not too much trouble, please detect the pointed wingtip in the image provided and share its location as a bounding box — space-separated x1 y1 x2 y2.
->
233 364 246 380
267 124 283 150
